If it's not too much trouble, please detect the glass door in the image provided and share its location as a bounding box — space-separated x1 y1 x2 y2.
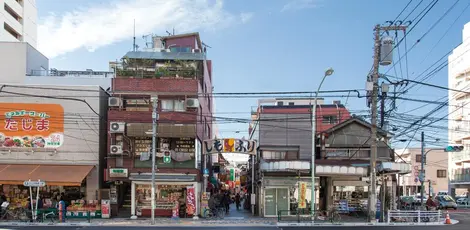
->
264 188 276 216
276 188 289 214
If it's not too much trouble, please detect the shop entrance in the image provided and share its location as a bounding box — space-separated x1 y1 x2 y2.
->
264 188 288 217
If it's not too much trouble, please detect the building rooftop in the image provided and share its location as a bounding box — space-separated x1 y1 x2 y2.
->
123 51 205 61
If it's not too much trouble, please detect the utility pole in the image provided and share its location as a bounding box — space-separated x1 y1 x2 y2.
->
151 96 158 225
420 131 425 208
368 23 407 222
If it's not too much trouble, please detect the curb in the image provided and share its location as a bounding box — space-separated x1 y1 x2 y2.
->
276 219 460 227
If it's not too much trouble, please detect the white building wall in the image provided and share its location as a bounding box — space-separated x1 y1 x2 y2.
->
0 42 27 83
0 84 104 165
448 21 470 192
0 0 37 47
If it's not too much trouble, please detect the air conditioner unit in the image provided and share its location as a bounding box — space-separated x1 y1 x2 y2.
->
108 97 122 107
110 145 123 155
110 122 126 133
192 49 201 53
185 98 199 108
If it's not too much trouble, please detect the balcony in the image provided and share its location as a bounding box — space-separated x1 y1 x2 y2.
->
108 109 197 124
323 148 392 159
451 168 470 184
112 78 198 94
451 151 470 163
5 0 23 17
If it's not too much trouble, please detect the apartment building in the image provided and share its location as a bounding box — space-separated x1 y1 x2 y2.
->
0 0 37 47
105 32 213 218
448 21 470 196
395 148 448 196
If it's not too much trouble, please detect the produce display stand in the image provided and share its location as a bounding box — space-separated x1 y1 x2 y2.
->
66 200 102 219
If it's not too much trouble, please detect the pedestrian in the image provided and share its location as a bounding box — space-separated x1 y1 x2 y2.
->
426 196 436 211
235 193 241 210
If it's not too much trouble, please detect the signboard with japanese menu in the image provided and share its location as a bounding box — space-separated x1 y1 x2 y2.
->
298 182 307 209
134 137 152 156
0 103 64 148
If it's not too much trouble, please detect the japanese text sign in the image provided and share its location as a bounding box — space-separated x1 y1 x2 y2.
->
0 103 64 148
186 186 196 215
298 182 307 209
203 138 256 155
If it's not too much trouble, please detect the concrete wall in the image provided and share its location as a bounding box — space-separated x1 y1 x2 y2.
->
259 113 312 160
0 0 37 47
25 43 48 75
0 42 27 83
396 148 448 195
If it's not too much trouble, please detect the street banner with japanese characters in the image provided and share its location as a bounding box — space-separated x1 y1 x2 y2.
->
186 186 196 215
298 182 307 209
203 138 256 155
0 103 64 148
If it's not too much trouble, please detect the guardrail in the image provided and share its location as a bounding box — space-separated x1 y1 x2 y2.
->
277 209 312 223
388 210 441 224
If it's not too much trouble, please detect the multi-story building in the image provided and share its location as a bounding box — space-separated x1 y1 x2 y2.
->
448 21 470 196
249 98 408 217
105 32 213 218
0 84 109 211
0 0 37 47
395 148 448 196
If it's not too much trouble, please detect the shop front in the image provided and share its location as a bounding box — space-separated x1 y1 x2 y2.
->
0 164 101 217
130 174 199 218
260 177 319 217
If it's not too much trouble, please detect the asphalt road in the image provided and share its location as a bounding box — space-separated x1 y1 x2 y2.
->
0 226 467 230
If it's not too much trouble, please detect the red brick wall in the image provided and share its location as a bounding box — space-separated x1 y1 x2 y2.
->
112 78 198 93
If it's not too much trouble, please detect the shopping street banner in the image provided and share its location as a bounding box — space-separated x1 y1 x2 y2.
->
0 103 64 148
298 182 307 209
203 138 256 155
186 186 196 215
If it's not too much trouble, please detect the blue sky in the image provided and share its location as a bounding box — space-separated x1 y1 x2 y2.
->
36 0 470 149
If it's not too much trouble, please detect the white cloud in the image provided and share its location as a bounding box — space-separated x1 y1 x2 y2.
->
281 0 319 12
38 0 251 58
240 12 254 24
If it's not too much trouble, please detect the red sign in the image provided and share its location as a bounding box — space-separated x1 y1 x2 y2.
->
186 187 196 215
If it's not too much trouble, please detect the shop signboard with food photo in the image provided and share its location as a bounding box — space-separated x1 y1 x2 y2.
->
0 103 64 149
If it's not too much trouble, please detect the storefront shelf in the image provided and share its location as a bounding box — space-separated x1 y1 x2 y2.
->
66 210 102 218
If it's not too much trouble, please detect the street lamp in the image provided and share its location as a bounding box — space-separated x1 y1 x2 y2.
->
311 67 334 218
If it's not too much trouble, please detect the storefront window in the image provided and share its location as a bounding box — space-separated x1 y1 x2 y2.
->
135 183 195 217
333 186 368 212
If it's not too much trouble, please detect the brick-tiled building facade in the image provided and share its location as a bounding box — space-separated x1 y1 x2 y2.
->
105 33 213 218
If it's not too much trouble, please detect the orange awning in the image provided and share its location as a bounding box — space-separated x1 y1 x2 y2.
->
0 164 94 186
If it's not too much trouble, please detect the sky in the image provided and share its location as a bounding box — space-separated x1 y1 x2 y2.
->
35 0 470 162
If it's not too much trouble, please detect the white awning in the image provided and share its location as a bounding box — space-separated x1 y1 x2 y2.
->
316 165 367 176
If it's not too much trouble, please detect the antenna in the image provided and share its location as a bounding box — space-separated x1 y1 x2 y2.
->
142 34 154 48
173 27 175 35
133 19 136 51
202 42 212 48
166 30 172 36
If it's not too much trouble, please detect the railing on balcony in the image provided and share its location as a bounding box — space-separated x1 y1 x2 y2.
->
323 148 391 159
451 168 470 183
451 150 470 163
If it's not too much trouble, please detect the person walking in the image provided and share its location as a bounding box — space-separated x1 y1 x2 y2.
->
426 196 437 211
235 193 241 210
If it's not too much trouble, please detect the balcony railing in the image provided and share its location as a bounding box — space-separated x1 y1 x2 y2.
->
451 168 470 183
451 151 470 163
323 148 391 159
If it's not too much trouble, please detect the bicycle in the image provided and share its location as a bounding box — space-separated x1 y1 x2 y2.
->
203 207 225 219
327 207 341 224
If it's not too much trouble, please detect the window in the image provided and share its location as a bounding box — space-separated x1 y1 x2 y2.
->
170 46 191 53
161 100 185 112
125 99 150 111
277 101 284 106
263 151 286 160
288 102 295 106
262 151 298 160
322 115 338 124
415 154 422 163
437 170 447 178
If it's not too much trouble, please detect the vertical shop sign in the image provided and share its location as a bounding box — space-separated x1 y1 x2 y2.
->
186 187 196 215
101 200 110 218
229 168 235 181
298 182 307 209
